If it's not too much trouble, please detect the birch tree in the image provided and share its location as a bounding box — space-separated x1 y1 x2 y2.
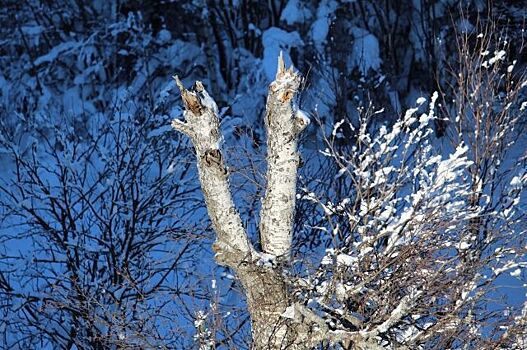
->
171 55 319 349
172 50 527 349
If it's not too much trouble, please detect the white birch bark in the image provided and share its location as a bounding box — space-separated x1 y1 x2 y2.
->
259 53 310 257
171 77 253 265
171 57 380 350
171 74 297 348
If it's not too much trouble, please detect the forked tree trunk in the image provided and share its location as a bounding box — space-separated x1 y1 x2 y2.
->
171 54 380 350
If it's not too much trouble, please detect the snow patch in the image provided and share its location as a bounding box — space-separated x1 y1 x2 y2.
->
262 28 303 81
281 0 312 25
281 305 296 319
349 27 382 75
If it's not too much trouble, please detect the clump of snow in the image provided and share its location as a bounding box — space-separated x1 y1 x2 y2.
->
336 253 357 267
281 305 296 319
332 119 346 137
167 162 176 174
281 0 312 25
220 272 235 280
199 89 219 115
457 242 471 250
510 269 521 277
309 0 338 49
321 248 335 265
295 109 311 126
482 50 506 68
256 252 277 267
510 174 525 190
262 28 303 81
349 27 382 75
157 29 172 44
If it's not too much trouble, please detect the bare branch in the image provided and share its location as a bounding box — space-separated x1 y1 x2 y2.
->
171 79 254 266
259 54 309 257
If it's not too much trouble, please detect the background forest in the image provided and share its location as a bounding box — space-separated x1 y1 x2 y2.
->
0 0 526 349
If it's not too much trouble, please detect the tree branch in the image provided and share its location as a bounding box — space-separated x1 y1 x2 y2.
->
259 53 310 257
171 76 254 266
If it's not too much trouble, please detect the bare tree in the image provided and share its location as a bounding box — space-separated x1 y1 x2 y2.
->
1 1 526 348
0 113 210 349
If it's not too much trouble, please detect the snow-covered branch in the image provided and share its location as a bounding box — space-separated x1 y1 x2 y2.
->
367 291 422 337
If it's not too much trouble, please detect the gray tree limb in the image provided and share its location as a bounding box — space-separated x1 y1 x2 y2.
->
171 76 254 266
171 56 382 350
259 53 310 257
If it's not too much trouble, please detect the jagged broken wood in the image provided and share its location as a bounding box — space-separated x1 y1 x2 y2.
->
259 56 310 257
171 77 253 266
171 53 394 350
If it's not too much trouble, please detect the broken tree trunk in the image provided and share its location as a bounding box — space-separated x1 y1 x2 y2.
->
171 54 380 350
171 53 309 349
